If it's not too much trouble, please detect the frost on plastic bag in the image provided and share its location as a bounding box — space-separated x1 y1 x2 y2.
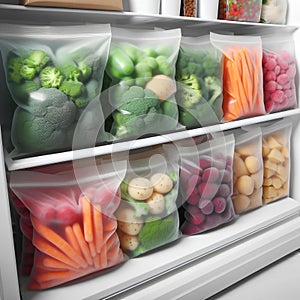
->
179 134 236 235
0 23 111 158
261 121 292 204
175 35 223 128
231 128 263 214
262 33 297 113
113 145 181 257
9 160 127 290
102 27 181 140
211 33 266 121
261 0 288 24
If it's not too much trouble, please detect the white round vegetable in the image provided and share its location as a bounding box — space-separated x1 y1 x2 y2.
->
118 231 140 251
145 74 176 101
118 220 143 235
128 177 153 201
150 173 173 194
146 192 165 215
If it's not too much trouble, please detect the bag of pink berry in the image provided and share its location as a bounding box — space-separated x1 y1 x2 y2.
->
262 32 297 113
179 133 236 235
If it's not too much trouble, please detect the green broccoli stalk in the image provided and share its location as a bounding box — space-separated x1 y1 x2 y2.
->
120 181 150 218
59 79 84 98
6 54 23 83
11 88 76 152
40 66 64 88
133 215 178 256
204 76 222 106
112 85 162 138
24 50 50 72
60 64 82 81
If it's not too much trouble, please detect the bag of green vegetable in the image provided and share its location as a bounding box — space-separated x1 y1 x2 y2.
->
112 144 181 257
175 34 223 128
261 0 288 24
0 23 111 157
102 27 181 140
9 158 127 290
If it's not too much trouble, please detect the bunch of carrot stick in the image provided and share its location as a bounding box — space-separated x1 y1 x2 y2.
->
28 196 124 290
222 46 266 121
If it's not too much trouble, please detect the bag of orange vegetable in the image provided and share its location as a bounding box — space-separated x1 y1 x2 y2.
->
210 33 266 121
10 159 127 290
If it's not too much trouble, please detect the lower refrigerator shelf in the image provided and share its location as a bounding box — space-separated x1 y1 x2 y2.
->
20 197 300 300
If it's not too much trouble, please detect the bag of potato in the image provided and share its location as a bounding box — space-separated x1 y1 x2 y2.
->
113 144 181 257
179 133 236 235
231 128 264 214
261 121 292 204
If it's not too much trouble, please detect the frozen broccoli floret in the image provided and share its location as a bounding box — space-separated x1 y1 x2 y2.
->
24 50 50 72
40 66 64 88
59 79 84 98
6 54 23 83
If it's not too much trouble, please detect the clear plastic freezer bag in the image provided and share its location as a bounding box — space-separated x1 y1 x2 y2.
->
262 33 297 113
231 128 263 214
112 144 181 257
9 159 127 290
179 134 236 235
175 34 223 128
102 27 181 140
0 23 111 157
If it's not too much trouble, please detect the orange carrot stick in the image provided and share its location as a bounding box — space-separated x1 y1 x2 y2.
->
93 204 103 253
72 222 93 266
31 216 86 267
89 242 97 258
33 234 80 269
93 253 101 269
42 257 79 272
81 195 94 243
100 244 107 268
64 225 82 257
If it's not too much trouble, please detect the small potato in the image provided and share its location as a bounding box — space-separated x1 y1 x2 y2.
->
249 189 262 209
146 192 165 215
128 177 153 201
145 74 176 101
118 220 143 235
232 194 251 214
245 156 261 174
150 173 173 194
118 231 139 252
233 155 249 177
236 175 255 196
251 171 263 189
115 207 142 223
236 143 256 156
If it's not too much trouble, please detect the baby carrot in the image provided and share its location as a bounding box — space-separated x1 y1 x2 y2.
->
72 222 93 266
42 257 79 272
81 195 94 243
104 218 117 233
33 233 80 269
65 225 82 257
93 204 103 254
31 216 86 267
89 241 97 258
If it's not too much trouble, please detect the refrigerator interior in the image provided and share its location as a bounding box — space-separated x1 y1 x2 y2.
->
0 0 300 299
